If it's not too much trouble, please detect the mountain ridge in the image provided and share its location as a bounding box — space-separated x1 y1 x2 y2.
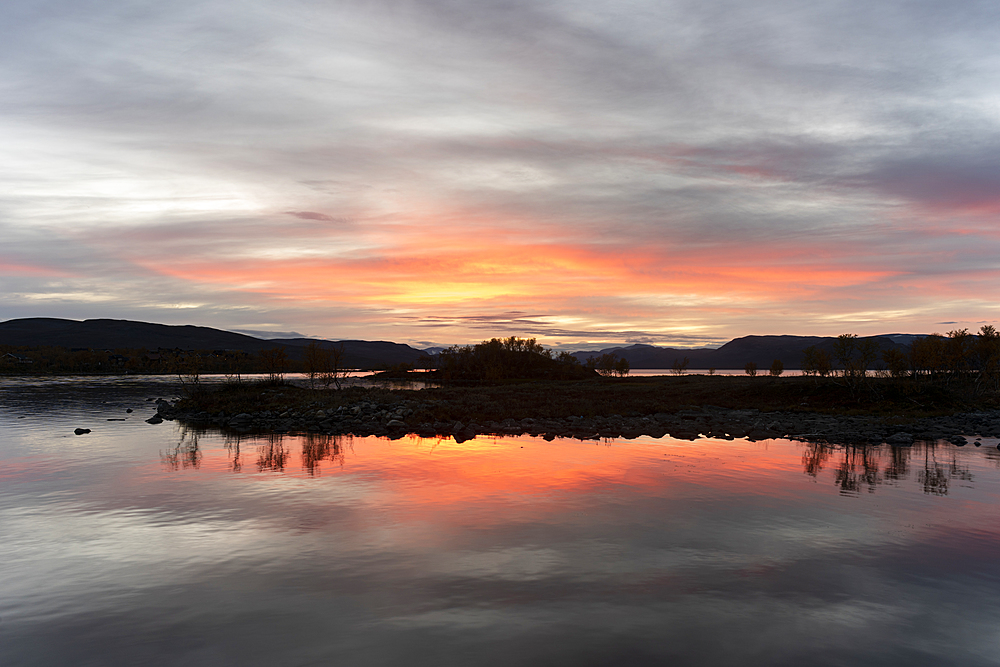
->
570 334 913 369
0 318 426 369
0 317 928 370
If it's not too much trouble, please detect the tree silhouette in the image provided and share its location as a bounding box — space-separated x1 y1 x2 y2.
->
671 356 690 375
304 341 348 389
833 334 858 377
588 352 629 377
258 347 288 382
881 347 908 378
801 345 832 376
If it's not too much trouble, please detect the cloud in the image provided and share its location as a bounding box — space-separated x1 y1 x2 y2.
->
229 328 310 339
2 0 1000 343
860 143 1000 216
284 211 341 222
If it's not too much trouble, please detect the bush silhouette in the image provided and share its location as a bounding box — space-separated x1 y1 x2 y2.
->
438 337 595 382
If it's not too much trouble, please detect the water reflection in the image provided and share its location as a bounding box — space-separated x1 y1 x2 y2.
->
225 438 242 473
197 428 351 475
801 441 973 496
161 429 203 470
256 434 290 472
5 380 1000 667
169 424 987 500
300 433 347 474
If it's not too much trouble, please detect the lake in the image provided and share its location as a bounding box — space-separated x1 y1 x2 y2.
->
1 376 998 666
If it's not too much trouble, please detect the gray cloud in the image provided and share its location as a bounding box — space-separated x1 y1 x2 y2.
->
2 0 1000 341
405 312 728 349
284 211 342 222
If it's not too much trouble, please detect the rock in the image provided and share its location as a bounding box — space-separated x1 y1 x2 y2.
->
386 419 406 428
74 428 91 435
949 435 968 446
126 408 133 413
885 432 914 446
145 415 163 424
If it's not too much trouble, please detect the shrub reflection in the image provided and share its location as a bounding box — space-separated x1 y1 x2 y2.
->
161 429 203 470
167 424 986 497
801 441 973 495
208 429 349 475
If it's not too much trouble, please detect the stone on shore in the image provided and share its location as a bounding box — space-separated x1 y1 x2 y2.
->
163 389 999 448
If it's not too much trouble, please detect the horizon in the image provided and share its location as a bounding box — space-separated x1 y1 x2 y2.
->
3 2 999 349
0 315 944 353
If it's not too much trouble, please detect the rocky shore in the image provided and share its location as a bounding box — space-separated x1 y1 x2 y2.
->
152 397 1000 447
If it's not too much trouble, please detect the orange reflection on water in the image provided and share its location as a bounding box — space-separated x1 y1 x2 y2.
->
166 430 1000 510
178 431 821 503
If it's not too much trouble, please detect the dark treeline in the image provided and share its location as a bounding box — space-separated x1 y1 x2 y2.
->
797 327 1000 396
0 343 346 377
0 344 253 375
2 336 617 383
7 327 1000 397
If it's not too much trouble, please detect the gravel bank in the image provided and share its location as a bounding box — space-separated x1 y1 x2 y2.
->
154 398 1000 446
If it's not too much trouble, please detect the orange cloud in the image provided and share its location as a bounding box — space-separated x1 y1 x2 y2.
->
129 229 898 312
0 261 72 277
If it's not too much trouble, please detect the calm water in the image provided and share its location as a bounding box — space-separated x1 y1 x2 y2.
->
1 377 999 666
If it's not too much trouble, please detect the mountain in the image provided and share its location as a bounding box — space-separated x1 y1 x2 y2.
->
0 318 427 369
572 335 911 369
265 337 429 369
0 318 926 370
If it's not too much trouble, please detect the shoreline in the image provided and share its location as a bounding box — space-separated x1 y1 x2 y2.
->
156 376 1000 447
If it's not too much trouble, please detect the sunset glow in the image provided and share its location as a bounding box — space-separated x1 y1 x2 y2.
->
2 1 999 346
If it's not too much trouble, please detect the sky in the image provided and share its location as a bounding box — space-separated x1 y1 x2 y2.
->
2 0 999 350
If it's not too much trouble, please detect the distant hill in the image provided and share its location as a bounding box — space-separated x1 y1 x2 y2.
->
265 337 429 369
0 318 927 371
572 335 912 369
0 318 427 369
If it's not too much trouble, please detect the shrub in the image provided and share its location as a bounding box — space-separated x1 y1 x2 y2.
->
439 337 593 382
671 356 690 375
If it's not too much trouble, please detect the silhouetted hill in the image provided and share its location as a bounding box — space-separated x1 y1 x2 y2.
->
268 337 429 369
572 335 910 369
0 318 923 371
0 318 426 369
